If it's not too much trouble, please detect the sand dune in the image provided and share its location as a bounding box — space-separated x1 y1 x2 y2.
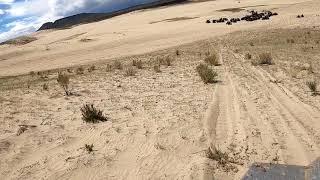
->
0 0 319 77
1 0 320 179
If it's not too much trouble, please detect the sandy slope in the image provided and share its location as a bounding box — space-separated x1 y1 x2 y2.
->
0 0 319 77
1 0 320 179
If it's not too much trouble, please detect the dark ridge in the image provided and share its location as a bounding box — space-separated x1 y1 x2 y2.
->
38 0 187 31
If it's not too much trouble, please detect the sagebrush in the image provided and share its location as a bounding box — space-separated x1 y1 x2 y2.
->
84 144 94 153
196 64 218 84
57 73 71 96
306 80 318 95
258 53 273 65
81 104 108 123
204 52 220 66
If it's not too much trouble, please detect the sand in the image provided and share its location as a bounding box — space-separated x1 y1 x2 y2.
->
1 0 320 179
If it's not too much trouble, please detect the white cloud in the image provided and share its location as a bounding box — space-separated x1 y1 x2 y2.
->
0 0 158 42
0 0 14 4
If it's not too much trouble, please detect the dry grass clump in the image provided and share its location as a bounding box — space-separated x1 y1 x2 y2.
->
81 104 108 123
176 49 180 56
80 38 93 42
205 146 239 172
133 60 143 69
196 64 218 84
245 53 252 60
88 65 96 72
132 60 138 66
136 60 143 69
154 64 161 73
106 64 112 72
84 144 94 153
114 61 123 70
76 67 84 74
42 83 49 91
257 52 273 65
306 80 318 96
125 67 136 76
29 71 36 76
158 56 173 66
67 69 73 73
57 73 71 96
204 52 220 66
287 39 295 43
206 147 229 166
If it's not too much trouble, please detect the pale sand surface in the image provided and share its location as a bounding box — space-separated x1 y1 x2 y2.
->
1 0 320 179
0 0 319 77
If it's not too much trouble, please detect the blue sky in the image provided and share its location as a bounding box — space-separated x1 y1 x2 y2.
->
0 0 157 42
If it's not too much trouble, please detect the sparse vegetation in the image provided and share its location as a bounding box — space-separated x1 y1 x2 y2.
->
57 73 71 96
67 69 73 73
164 56 172 66
205 146 239 172
125 67 136 76
196 64 218 84
133 60 143 69
306 80 318 96
287 39 295 43
106 64 112 72
158 56 173 66
132 59 137 66
80 38 93 42
76 67 84 74
154 64 161 73
81 104 108 123
114 61 123 70
176 49 180 56
258 52 273 65
29 71 36 76
136 60 143 69
204 52 220 66
206 147 229 166
88 65 96 72
42 83 49 91
245 53 252 60
84 144 94 153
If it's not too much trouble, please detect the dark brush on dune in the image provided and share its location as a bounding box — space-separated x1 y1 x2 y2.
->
206 10 278 25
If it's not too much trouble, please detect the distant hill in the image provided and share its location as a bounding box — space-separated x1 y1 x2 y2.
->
38 0 187 31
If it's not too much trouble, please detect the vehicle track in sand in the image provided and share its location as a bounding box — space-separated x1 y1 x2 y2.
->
205 46 320 178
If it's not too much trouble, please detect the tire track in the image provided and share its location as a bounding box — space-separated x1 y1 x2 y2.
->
220 47 320 166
